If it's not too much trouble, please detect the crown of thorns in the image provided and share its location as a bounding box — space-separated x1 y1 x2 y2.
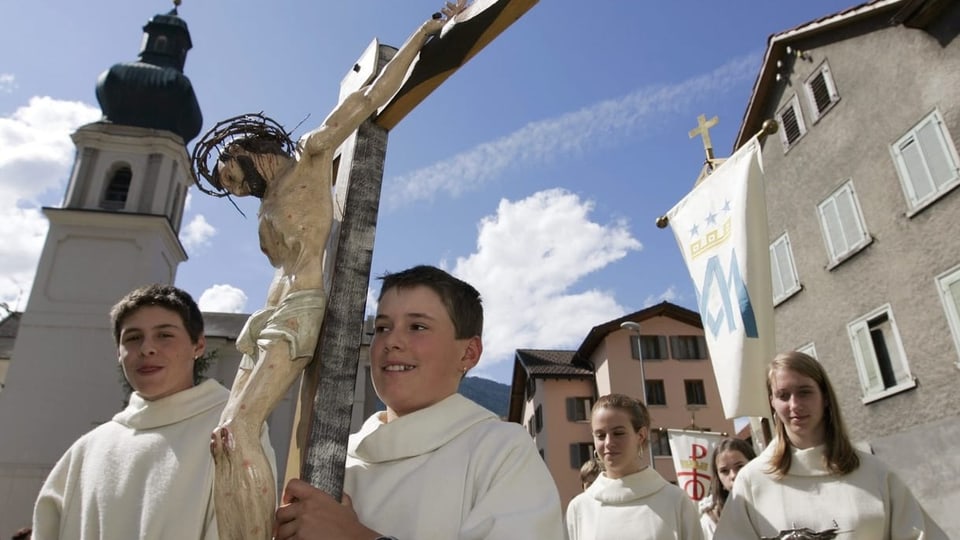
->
191 112 297 197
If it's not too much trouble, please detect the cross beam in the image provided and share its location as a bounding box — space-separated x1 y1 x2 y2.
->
377 0 539 130
688 113 719 163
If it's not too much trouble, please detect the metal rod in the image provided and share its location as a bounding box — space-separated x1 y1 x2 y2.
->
619 321 656 470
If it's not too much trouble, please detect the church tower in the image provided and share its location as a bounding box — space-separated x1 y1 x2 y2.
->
0 4 202 527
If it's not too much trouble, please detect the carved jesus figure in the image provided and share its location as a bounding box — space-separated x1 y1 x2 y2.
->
190 3 468 538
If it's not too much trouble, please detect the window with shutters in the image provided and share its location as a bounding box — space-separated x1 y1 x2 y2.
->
847 305 916 403
101 164 133 210
534 404 543 433
936 265 960 369
891 109 960 214
777 94 806 153
650 429 672 457
629 334 668 360
670 336 708 360
645 379 666 406
684 380 707 406
569 442 595 469
770 233 801 305
804 62 840 123
817 180 871 268
566 397 594 422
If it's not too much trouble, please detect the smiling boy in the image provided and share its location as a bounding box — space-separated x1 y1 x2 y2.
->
32 284 275 540
274 265 564 540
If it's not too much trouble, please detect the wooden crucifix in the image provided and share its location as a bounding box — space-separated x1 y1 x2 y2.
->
296 0 539 496
192 1 538 538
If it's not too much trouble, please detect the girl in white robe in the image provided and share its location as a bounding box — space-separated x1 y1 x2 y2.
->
566 393 702 540
714 351 946 539
698 437 756 540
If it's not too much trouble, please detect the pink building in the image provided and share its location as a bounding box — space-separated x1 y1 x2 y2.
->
508 302 735 510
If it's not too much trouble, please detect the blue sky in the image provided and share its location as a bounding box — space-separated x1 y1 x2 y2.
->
0 0 856 383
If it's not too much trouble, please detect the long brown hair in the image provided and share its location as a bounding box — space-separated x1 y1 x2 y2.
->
766 351 859 477
707 438 756 519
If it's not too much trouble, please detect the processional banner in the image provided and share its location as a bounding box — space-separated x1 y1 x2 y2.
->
667 429 726 503
666 136 774 419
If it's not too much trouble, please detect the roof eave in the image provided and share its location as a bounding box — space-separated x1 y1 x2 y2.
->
734 0 907 150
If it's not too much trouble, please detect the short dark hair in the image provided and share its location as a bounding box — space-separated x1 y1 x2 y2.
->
229 135 290 157
110 284 204 345
377 265 483 339
110 284 206 385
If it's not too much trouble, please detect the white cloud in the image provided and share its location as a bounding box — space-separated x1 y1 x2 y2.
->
385 53 759 208
365 287 379 318
450 188 641 370
0 73 15 93
180 214 217 252
0 96 101 307
644 285 680 307
198 284 248 313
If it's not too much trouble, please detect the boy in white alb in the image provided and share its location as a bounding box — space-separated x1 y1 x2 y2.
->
274 265 564 540
33 284 275 540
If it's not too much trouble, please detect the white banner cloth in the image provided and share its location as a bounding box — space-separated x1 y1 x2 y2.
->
666 136 774 419
667 429 726 503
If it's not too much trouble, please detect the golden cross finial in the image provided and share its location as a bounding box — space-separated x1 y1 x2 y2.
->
688 114 719 162
173 0 182 7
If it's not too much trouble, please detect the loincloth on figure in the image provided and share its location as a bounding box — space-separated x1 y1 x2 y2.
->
236 289 326 369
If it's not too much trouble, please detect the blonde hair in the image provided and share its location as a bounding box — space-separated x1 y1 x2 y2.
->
766 351 859 477
592 393 650 431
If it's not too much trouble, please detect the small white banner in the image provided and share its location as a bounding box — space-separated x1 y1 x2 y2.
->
667 429 726 503
666 136 775 419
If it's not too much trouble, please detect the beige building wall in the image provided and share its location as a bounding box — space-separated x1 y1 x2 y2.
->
594 317 734 482
533 378 594 509
509 303 736 512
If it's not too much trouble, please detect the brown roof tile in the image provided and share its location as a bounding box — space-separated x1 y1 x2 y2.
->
516 349 593 377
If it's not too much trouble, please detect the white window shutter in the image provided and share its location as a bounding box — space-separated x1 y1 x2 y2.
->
890 349 910 384
770 243 785 299
917 117 957 190
835 186 866 247
770 235 798 300
949 277 960 314
820 197 845 258
851 321 884 396
899 136 932 203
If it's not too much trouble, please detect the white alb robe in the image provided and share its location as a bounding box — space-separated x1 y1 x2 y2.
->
566 467 703 540
344 393 564 539
714 442 946 539
33 379 276 540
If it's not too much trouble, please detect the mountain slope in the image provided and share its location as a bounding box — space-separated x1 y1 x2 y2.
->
460 376 510 418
